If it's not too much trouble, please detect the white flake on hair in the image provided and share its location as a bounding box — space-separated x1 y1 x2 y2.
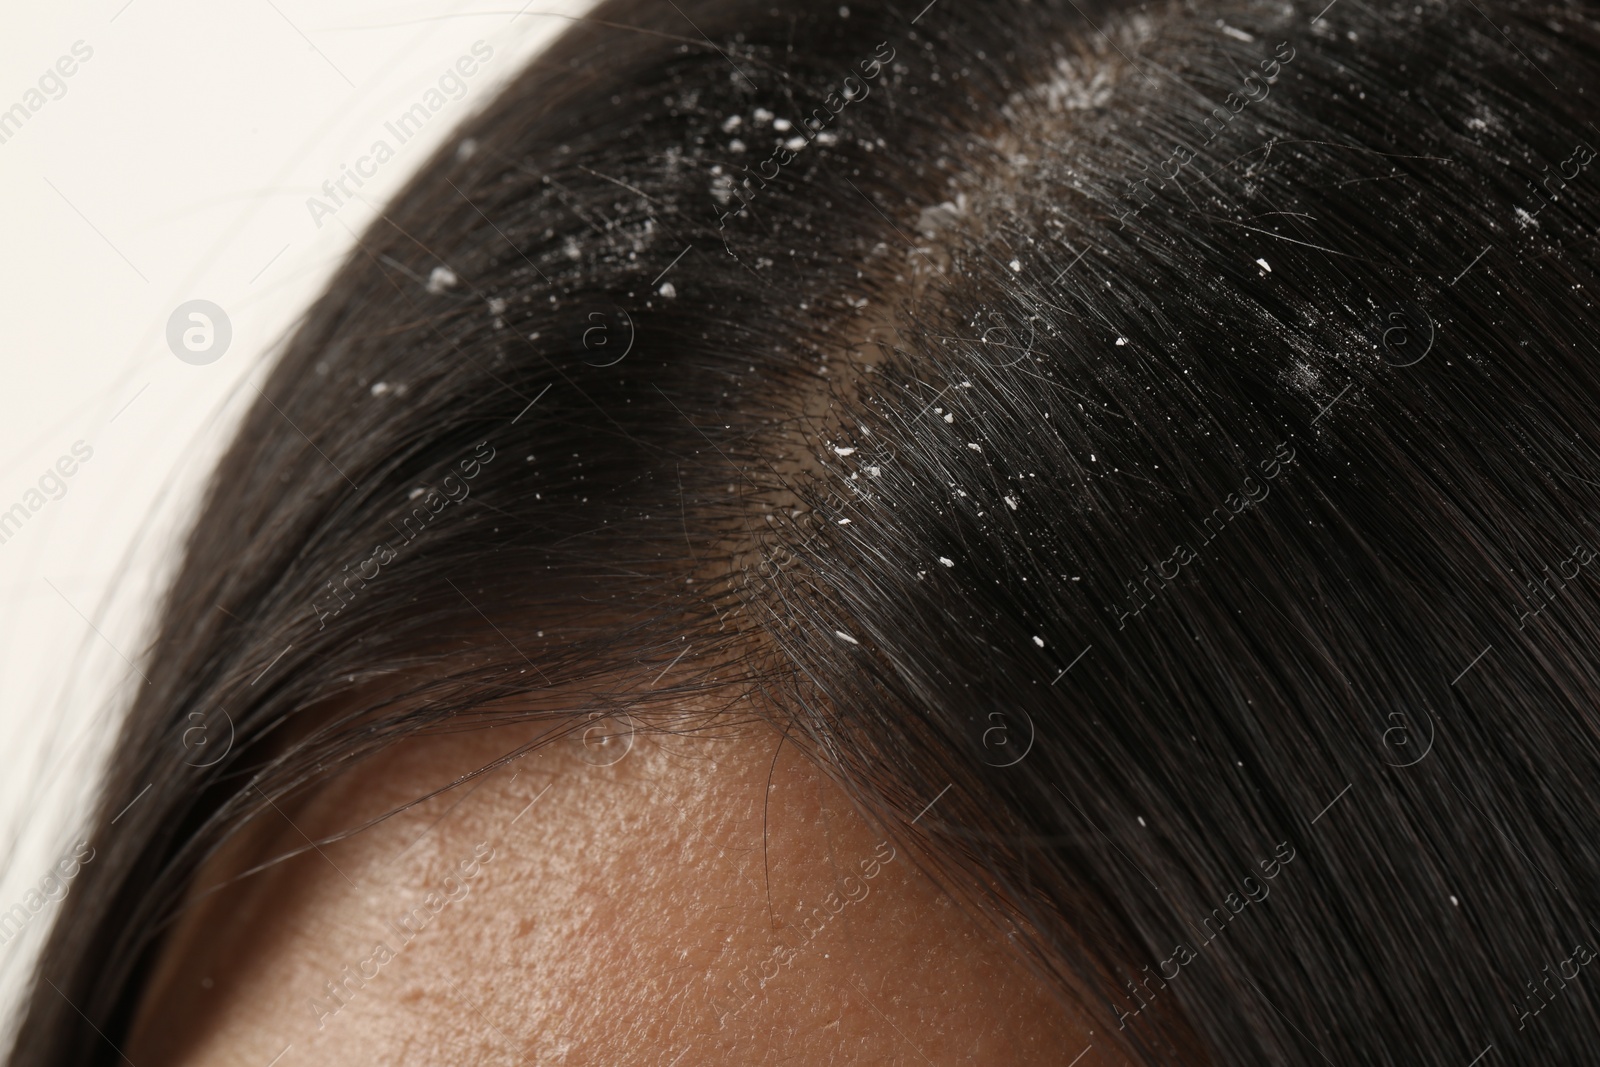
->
1015 55 1119 115
939 556 955 567
1285 360 1321 396
916 195 969 239
426 266 458 294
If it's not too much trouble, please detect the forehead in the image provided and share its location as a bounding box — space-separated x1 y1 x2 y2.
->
128 721 1093 1065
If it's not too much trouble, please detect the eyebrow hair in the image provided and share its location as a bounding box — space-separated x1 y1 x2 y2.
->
12 0 1600 1063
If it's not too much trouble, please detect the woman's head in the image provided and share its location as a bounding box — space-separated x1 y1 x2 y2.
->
11 0 1600 1063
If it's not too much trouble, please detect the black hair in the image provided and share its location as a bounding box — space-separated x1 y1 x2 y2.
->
11 0 1600 1062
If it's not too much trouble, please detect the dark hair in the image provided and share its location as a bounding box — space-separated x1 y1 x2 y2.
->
11 0 1600 1062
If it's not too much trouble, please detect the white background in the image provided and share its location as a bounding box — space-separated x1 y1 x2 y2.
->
0 0 590 1038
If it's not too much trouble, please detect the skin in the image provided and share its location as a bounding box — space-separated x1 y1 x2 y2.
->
126 714 1115 1065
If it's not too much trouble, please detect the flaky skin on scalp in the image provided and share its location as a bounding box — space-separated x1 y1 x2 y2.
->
11 0 1600 1063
